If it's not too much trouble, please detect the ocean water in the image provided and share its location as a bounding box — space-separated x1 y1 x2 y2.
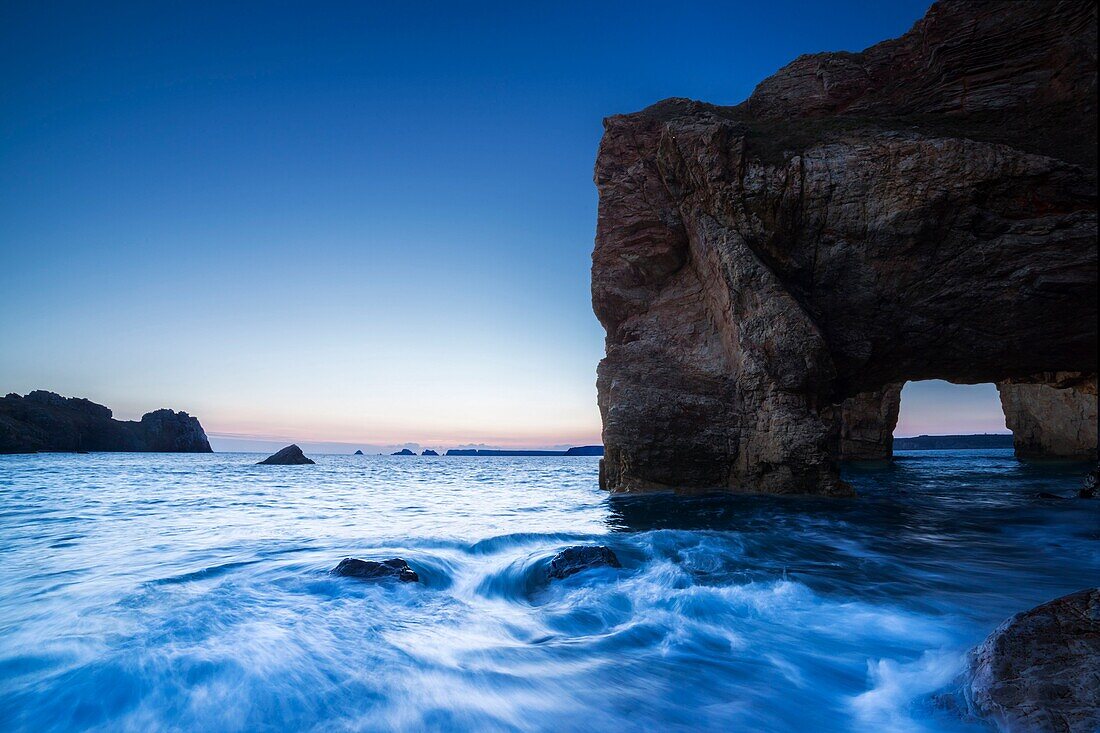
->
0 450 1096 733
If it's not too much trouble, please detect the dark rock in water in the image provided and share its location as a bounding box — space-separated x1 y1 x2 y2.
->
1036 492 1067 500
966 588 1100 733
421 449 439 456
0 390 212 454
564 445 605 456
391 448 415 456
258 444 314 465
332 557 419 583
1080 464 1098 499
548 546 621 580
353 449 364 455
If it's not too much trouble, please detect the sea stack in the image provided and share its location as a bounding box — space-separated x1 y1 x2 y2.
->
258 444 315 465
591 0 1097 496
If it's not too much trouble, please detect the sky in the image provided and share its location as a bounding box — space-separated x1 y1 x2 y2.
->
1 0 1008 451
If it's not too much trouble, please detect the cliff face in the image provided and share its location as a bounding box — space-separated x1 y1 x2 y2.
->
593 1 1097 494
0 391 212 454
998 374 1098 459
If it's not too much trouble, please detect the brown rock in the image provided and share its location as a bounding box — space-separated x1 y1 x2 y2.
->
966 588 1100 733
998 375 1098 459
592 1 1097 495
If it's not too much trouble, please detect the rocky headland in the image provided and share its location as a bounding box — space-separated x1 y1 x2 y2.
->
592 0 1098 495
0 391 212 454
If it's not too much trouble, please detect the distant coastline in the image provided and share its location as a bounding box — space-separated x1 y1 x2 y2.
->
893 434 1013 450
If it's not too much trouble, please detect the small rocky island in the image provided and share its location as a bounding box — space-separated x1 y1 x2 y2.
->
0 390 211 453
258 444 315 465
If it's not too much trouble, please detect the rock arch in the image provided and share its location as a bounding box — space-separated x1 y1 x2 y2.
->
592 1 1098 496
830 376 1097 462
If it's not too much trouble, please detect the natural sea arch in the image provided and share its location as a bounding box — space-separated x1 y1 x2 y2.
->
829 376 1097 463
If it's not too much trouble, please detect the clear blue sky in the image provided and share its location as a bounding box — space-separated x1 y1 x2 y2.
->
3 1 1005 450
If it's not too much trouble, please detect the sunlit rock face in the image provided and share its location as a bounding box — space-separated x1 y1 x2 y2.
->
998 374 1098 459
592 0 1097 495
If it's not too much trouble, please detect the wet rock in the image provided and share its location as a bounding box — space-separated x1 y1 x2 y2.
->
332 557 419 583
966 588 1100 733
257 444 314 465
548 546 621 580
1036 492 1067 500
1080 464 1098 499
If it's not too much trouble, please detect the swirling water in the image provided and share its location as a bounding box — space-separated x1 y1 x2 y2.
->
0 450 1096 732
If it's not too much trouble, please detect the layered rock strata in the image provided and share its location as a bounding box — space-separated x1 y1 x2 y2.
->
592 0 1097 494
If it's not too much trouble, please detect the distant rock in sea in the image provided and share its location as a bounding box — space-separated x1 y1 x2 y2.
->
0 390 212 454
258 444 314 465
353 449 364 455
548 546 621 580
966 588 1099 733
391 448 416 456
444 446 605 457
332 557 419 583
421 449 439 456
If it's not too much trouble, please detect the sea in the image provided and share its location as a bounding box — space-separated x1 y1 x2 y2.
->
0 449 1096 732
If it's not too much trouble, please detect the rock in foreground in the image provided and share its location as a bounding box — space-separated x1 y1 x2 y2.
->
257 444 314 465
548 546 621 580
332 557 419 583
967 588 1100 733
0 390 212 454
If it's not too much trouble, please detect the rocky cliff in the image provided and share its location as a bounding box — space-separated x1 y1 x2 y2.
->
592 1 1097 494
0 391 212 454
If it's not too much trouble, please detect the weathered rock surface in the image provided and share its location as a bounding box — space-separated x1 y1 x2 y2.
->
257 444 314 465
547 546 621 580
332 557 419 583
0 391 212 454
592 1 1097 495
825 383 902 461
998 374 1097 459
966 588 1100 733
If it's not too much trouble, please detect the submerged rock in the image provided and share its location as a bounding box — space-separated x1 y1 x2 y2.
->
548 546 621 580
332 557 419 583
1080 464 1098 499
966 588 1100 733
257 444 314 465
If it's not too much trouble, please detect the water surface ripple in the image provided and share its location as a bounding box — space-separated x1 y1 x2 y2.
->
0 450 1096 732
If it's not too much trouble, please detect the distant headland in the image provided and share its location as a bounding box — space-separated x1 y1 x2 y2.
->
0 391 211 454
893 434 1014 451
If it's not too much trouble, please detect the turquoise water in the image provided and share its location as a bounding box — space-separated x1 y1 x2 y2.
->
0 450 1096 732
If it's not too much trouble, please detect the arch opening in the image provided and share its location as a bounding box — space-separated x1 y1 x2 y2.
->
830 375 1098 462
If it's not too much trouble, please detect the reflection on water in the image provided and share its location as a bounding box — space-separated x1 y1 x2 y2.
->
0 450 1095 732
